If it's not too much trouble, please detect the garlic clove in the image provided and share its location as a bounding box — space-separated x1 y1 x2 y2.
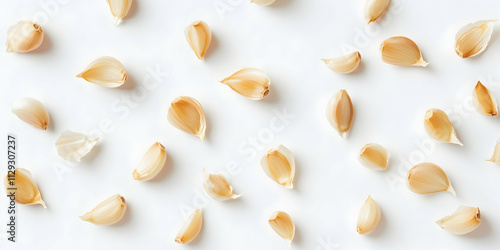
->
4 168 46 207
359 143 390 170
357 196 381 235
364 0 390 24
424 109 462 146
436 206 481 235
220 68 270 100
380 36 428 67
473 81 498 116
268 211 295 244
132 142 167 181
167 96 207 140
107 0 132 25
55 130 99 162
455 20 496 58
407 163 455 195
185 21 211 60
326 89 353 138
12 97 50 130
322 51 361 74
175 209 203 244
487 140 500 163
260 145 295 189
6 21 44 53
203 169 241 201
80 194 126 225
76 56 127 88
251 0 276 5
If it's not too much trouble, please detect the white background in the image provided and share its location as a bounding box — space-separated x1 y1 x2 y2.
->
1 0 500 249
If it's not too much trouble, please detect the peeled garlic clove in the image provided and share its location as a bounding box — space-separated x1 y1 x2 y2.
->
359 143 390 170
251 0 276 5
167 96 207 140
6 21 44 53
357 196 381 235
424 109 462 146
473 81 498 116
203 169 241 201
260 145 295 189
185 21 211 60
220 68 270 100
4 168 46 207
326 89 353 138
487 140 500 163
322 51 361 74
268 211 295 244
436 206 481 235
76 56 127 88
175 209 203 244
455 20 496 58
12 97 50 130
380 36 428 67
407 163 455 195
107 0 132 25
80 194 126 225
364 0 390 24
55 130 99 162
132 142 167 181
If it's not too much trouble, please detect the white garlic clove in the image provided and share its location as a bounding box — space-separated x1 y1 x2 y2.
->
185 21 211 60
357 195 381 235
473 81 498 116
251 0 277 6
4 168 46 207
364 0 390 24
436 206 481 235
268 211 295 244
107 0 132 25
455 20 496 58
175 209 203 244
260 145 295 189
220 68 270 100
203 169 241 201
55 130 99 162
322 51 361 74
359 143 390 170
6 21 44 53
326 89 353 138
487 140 500 163
132 142 167 181
407 163 455 195
80 194 127 225
12 97 50 130
167 96 207 140
76 56 127 88
380 36 428 67
424 109 462 146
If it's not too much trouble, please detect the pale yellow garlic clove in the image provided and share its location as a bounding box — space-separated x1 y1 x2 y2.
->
4 168 46 207
356 196 381 235
326 89 353 138
76 56 127 88
436 206 481 235
455 20 496 58
12 97 50 130
359 143 390 170
55 130 99 162
203 169 241 201
168 96 207 140
132 142 167 181
185 21 211 60
107 0 132 25
6 21 44 53
175 209 203 244
251 0 276 6
268 211 295 244
487 140 500 163
380 36 428 67
220 68 270 100
80 194 126 225
260 145 295 189
473 81 497 116
322 51 361 74
424 109 462 146
364 0 390 24
407 163 455 195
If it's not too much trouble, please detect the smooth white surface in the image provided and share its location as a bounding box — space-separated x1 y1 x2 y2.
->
1 0 500 249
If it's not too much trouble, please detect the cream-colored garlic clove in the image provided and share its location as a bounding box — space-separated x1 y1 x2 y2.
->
268 211 295 245
107 0 132 25
380 36 428 67
80 194 126 225
455 20 496 58
220 68 270 100
251 0 276 5
185 21 211 60
357 196 381 235
168 96 207 140
203 169 241 201
175 209 203 244
322 51 361 74
4 168 46 207
436 206 481 235
260 145 295 189
487 140 500 163
132 142 167 181
359 143 390 170
55 130 99 162
407 163 455 195
12 97 50 130
424 109 462 146
6 21 44 53
473 81 498 116
76 56 127 88
327 89 353 138
364 0 390 24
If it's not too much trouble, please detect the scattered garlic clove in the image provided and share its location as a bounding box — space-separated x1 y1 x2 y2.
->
436 206 481 235
6 21 44 53
268 211 295 244
80 194 126 225
487 140 500 163
322 51 361 74
76 56 127 88
364 0 390 24
251 0 276 5
220 68 270 100
55 130 99 162
175 209 203 244
107 0 132 25
168 96 207 140
4 168 46 207
424 109 462 146
357 196 381 235
203 169 241 201
473 81 497 116
407 163 455 195
11 97 50 130
260 145 295 189
359 143 390 170
185 21 211 60
132 142 167 181
380 36 428 67
326 89 353 138
455 20 496 58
